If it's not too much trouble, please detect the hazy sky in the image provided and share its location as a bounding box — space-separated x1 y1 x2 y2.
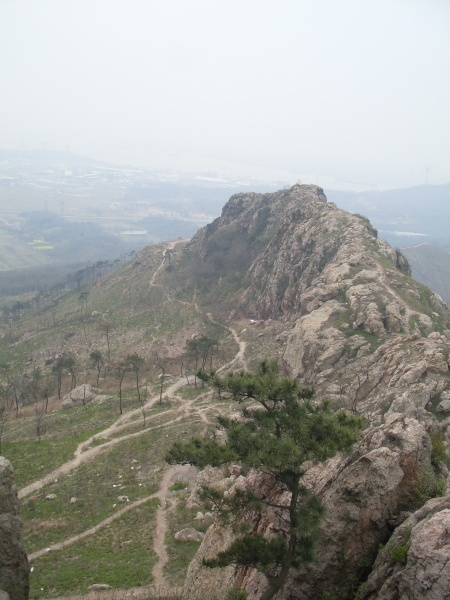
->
1 0 449 188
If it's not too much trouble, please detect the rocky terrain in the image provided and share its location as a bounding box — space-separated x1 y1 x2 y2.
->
0 457 29 600
1 184 449 599
173 185 450 599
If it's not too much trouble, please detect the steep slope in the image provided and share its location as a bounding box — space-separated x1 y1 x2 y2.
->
401 242 450 305
1 184 450 599
183 184 448 380
172 185 450 600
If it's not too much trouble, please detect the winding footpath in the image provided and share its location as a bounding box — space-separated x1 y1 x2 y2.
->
22 250 247 598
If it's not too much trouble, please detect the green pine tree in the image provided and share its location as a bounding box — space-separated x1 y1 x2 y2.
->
166 361 363 600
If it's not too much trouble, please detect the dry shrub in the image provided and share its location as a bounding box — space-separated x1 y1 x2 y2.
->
26 517 69 534
15 396 61 419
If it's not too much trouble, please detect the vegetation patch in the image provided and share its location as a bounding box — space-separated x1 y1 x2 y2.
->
20 414 202 553
430 430 450 468
2 433 92 489
29 499 159 598
165 497 208 586
351 329 382 350
389 542 410 566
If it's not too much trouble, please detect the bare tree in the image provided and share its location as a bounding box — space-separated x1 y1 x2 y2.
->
184 336 218 388
155 353 166 405
100 321 113 359
126 353 144 405
138 385 147 428
35 402 46 440
164 247 173 270
90 350 104 386
52 354 77 398
0 363 14 416
0 402 9 454
337 368 370 414
115 360 130 415
78 290 89 318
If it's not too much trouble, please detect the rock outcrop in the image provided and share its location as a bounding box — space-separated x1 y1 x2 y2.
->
359 495 450 600
182 410 448 599
0 457 29 600
61 384 111 409
180 185 450 600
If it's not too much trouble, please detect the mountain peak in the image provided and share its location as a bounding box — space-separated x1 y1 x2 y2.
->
179 185 449 386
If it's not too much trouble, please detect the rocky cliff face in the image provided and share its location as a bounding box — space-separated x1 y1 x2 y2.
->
0 457 29 600
182 185 450 599
359 495 450 600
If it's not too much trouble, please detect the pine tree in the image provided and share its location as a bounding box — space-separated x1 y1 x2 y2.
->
166 361 363 600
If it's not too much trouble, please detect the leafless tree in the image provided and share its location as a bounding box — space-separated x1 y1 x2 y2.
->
115 360 130 415
337 369 370 414
100 321 113 359
155 353 166 405
126 353 145 406
138 385 147 428
35 402 46 440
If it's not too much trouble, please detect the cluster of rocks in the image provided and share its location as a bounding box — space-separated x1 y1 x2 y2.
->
178 186 450 599
61 383 111 409
0 458 29 600
182 405 449 599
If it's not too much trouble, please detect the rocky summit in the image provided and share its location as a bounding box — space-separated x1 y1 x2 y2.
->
177 185 450 599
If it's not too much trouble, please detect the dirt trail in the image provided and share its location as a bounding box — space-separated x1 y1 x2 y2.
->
23 250 248 597
226 326 247 371
151 464 192 589
28 463 190 586
148 239 189 291
205 312 247 372
25 349 241 595
28 493 160 561
19 378 188 500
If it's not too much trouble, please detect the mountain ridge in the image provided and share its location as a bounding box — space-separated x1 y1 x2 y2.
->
1 183 450 599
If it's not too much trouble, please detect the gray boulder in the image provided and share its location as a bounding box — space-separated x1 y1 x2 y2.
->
174 528 205 542
0 457 29 600
359 495 450 600
61 384 110 408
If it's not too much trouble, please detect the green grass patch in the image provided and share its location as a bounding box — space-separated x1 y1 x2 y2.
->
350 329 382 350
165 500 208 586
2 433 92 490
22 415 203 553
169 482 188 492
29 499 159 598
1 400 124 488
389 543 410 565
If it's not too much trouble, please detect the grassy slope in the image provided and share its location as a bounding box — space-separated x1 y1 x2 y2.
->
2 383 221 597
0 231 52 270
0 243 240 598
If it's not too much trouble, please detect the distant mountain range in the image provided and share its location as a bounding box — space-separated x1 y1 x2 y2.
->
1 149 449 304
325 183 450 248
325 183 450 304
